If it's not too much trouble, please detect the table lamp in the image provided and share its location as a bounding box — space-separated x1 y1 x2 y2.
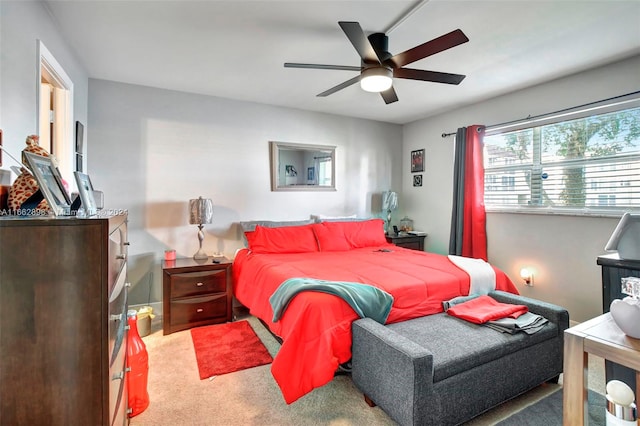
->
189 196 213 260
381 191 398 235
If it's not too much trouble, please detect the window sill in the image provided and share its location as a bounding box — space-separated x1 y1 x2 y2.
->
485 206 631 218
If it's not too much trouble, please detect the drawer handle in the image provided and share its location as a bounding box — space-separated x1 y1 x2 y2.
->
196 282 204 287
116 253 126 260
196 308 204 313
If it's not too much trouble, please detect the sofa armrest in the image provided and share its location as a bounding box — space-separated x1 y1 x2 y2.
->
351 318 435 424
489 290 570 332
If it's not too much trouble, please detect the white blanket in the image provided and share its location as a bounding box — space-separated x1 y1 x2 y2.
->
448 255 496 295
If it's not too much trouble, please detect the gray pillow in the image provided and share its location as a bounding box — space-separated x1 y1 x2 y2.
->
310 214 371 223
240 219 315 233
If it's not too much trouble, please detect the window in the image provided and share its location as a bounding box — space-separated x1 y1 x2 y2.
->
484 103 640 215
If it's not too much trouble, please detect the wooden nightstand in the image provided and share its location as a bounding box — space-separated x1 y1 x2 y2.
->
162 256 233 335
386 233 426 251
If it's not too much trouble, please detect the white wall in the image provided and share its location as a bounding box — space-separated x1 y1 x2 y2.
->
88 80 402 304
403 55 640 322
0 1 88 159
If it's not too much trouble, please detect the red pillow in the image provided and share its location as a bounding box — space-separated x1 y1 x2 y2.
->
312 219 387 250
247 224 319 253
311 222 351 252
342 219 387 248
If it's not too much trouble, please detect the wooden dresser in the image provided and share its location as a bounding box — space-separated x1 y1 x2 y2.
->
0 214 130 425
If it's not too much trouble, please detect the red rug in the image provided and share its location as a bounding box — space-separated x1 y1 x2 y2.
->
190 320 273 379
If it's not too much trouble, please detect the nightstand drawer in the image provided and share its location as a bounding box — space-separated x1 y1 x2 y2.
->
385 234 426 251
170 294 228 326
170 270 227 298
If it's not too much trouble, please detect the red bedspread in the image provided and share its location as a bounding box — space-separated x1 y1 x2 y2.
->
232 245 518 404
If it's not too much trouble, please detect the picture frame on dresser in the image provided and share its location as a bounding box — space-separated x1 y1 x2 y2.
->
23 151 72 216
74 171 97 216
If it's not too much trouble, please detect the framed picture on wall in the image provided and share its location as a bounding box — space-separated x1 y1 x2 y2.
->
413 174 423 187
75 121 84 153
411 149 424 173
76 153 83 173
307 167 315 182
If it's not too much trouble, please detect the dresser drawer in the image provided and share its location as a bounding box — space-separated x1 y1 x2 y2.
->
170 269 227 298
108 223 127 293
170 294 228 326
108 272 127 368
108 336 127 426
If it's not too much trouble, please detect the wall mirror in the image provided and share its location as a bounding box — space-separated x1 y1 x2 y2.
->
270 141 336 191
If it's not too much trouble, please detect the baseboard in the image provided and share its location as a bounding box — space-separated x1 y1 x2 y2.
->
129 301 163 316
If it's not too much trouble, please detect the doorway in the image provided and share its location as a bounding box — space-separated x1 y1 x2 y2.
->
37 40 74 190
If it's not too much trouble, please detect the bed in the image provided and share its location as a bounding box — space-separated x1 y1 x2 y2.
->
233 218 518 404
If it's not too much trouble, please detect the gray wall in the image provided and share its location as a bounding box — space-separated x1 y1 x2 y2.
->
402 55 640 322
88 79 402 305
0 1 88 155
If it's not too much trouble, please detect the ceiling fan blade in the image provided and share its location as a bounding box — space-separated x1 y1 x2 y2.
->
317 75 361 97
394 67 466 85
338 21 380 64
390 29 469 68
380 86 398 104
284 63 361 72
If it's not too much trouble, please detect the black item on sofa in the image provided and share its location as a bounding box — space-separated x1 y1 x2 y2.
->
351 291 569 426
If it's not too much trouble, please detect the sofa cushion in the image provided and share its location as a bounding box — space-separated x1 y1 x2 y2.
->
385 312 558 383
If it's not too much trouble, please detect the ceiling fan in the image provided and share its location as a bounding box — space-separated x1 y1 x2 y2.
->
284 21 469 104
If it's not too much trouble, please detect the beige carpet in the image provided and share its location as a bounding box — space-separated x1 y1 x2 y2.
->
130 315 605 426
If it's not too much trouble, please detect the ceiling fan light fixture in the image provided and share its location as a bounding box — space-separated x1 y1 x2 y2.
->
360 67 393 93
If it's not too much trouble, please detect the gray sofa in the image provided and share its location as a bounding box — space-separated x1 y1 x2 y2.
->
351 291 568 426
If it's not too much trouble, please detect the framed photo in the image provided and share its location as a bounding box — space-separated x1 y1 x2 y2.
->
411 149 424 173
74 171 97 216
23 152 72 216
76 153 83 172
307 167 315 182
413 174 423 187
75 121 84 154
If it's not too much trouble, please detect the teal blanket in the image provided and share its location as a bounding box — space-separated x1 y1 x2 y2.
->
269 277 394 324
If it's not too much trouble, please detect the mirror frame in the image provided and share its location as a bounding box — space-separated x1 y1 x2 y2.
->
270 141 336 192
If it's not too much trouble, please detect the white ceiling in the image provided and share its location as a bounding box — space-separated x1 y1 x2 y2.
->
43 0 640 124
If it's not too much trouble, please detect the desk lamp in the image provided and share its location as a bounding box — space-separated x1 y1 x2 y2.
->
189 196 213 260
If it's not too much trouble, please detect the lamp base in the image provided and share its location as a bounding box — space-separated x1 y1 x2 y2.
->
193 249 208 260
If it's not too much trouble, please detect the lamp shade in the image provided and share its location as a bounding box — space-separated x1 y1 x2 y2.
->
360 67 393 93
189 197 213 225
382 191 398 211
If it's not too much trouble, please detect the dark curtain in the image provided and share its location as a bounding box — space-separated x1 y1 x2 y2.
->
449 125 488 261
